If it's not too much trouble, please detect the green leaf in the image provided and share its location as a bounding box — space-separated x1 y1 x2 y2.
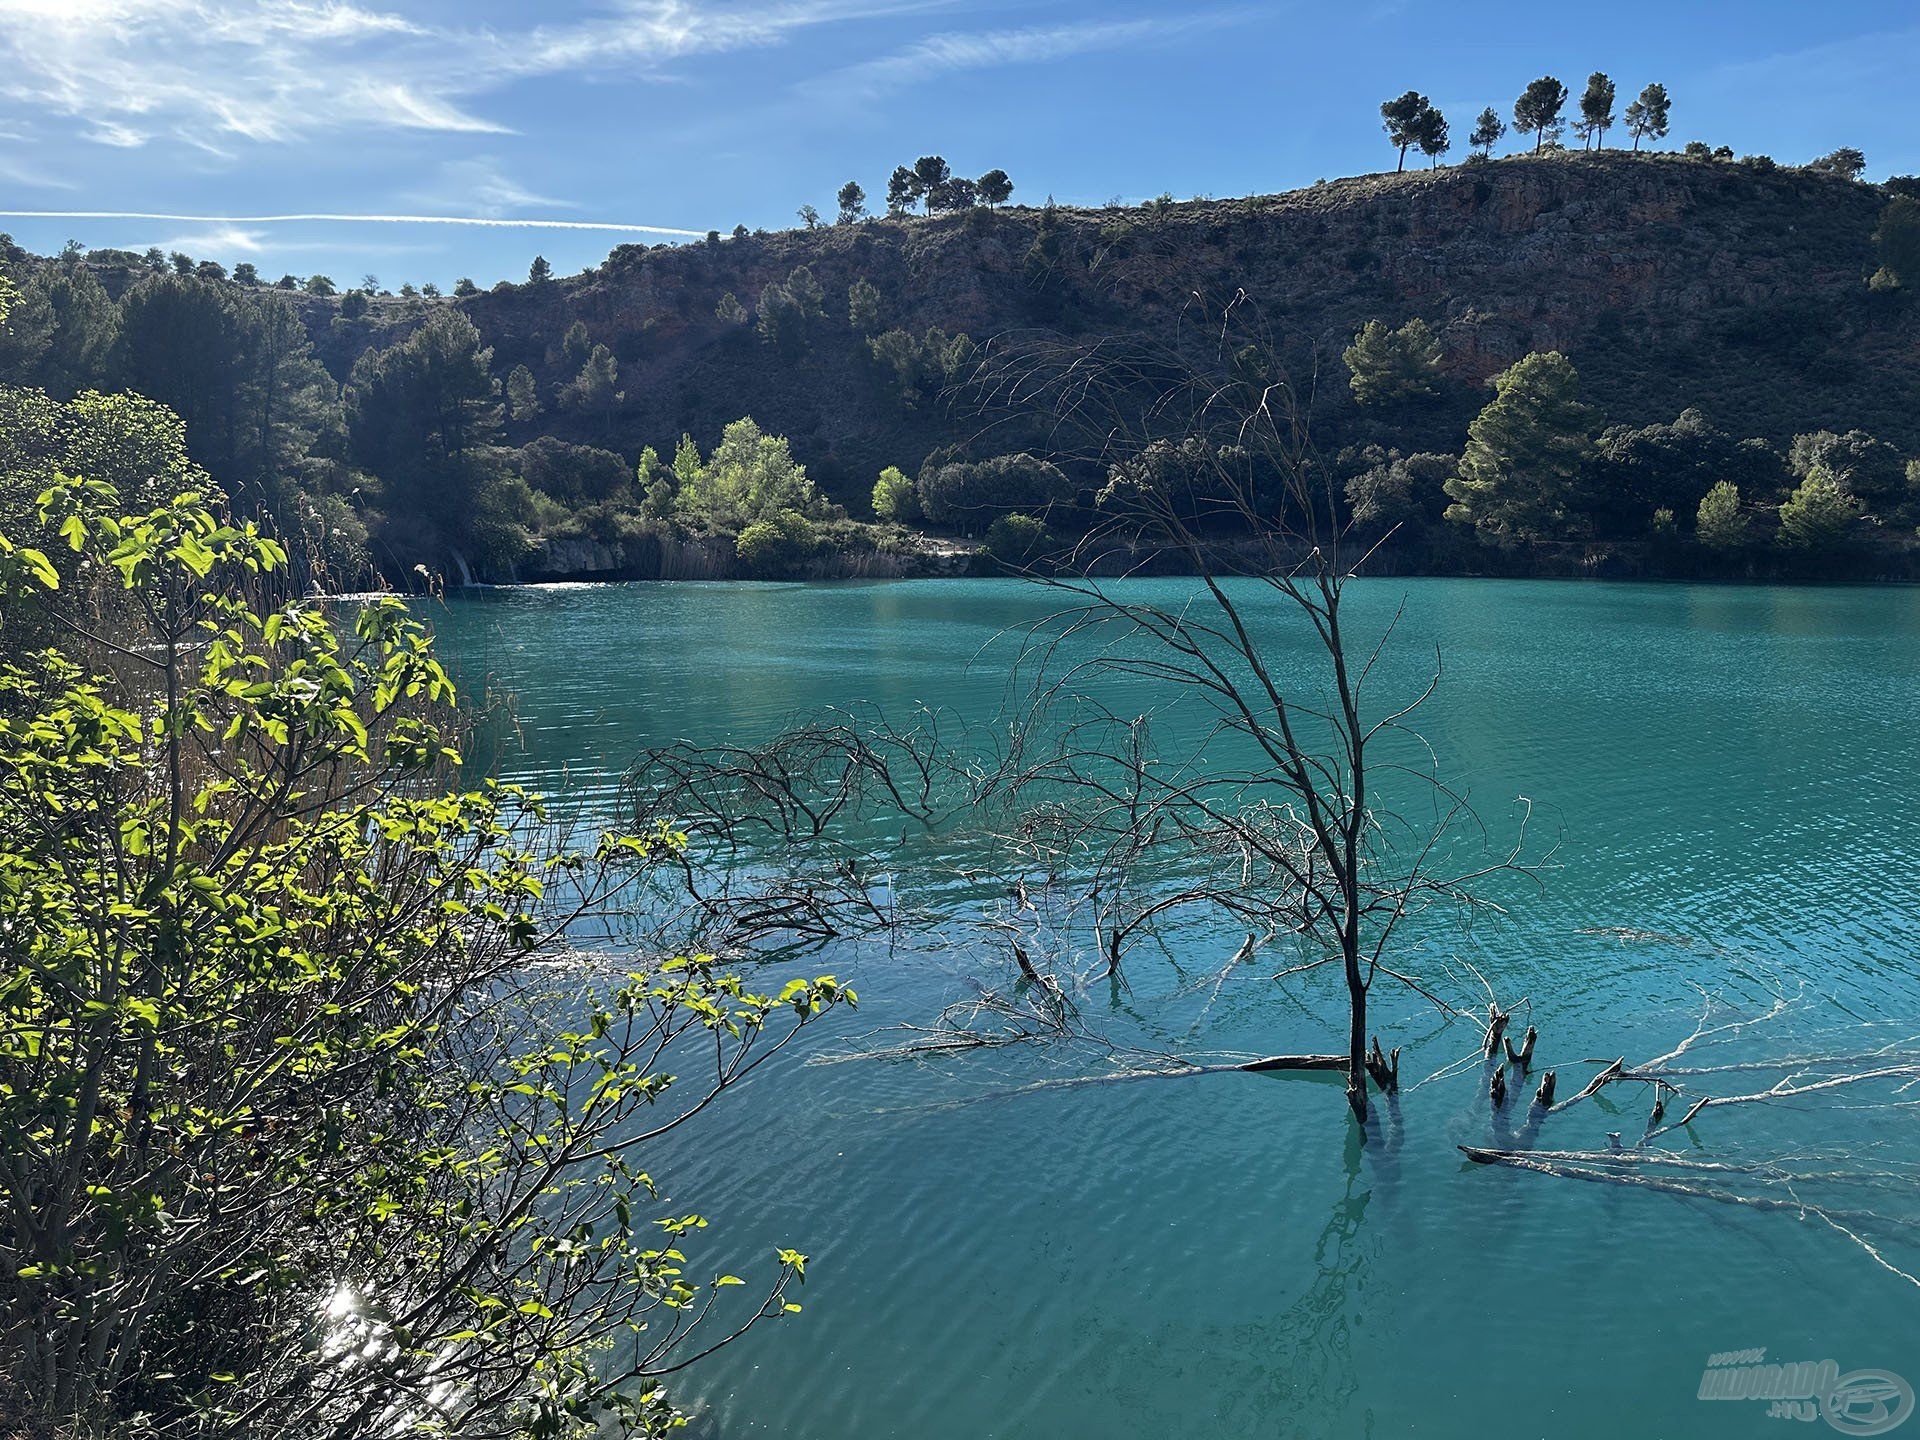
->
18 548 57 590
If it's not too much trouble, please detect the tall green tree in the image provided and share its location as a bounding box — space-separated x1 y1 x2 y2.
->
1872 196 1920 288
1415 104 1451 166
871 463 918 521
1623 83 1671 151
528 254 554 284
674 417 826 531
1577 72 1616 149
115 272 250 480
848 276 884 335
1513 76 1569 152
1342 318 1443 406
756 266 825 354
911 155 952 203
506 362 541 420
345 308 526 571
1469 107 1506 158
1380 91 1435 172
1776 466 1858 550
560 343 623 435
1444 351 1599 545
1788 429 1908 509
37 265 118 396
886 166 917 216
977 168 1014 207
239 292 337 494
1808 147 1867 180
1695 481 1749 550
836 180 868 224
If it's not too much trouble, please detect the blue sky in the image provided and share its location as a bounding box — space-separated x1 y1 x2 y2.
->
1 0 1916 287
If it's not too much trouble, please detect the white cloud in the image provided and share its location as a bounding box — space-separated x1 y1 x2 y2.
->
159 224 270 253
0 208 704 237
809 14 1226 103
432 158 575 217
0 0 931 151
0 154 78 189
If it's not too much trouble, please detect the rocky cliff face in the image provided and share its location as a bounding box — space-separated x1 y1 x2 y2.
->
317 152 1917 506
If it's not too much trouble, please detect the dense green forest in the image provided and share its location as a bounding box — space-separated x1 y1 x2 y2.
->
4 141 1920 587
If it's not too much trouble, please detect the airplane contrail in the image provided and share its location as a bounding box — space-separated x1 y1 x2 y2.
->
0 210 706 238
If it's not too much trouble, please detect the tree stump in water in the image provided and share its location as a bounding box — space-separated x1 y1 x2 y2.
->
1490 1067 1508 1107
1484 1004 1511 1059
1365 1035 1401 1093
1533 1070 1557 1108
1504 1025 1538 1071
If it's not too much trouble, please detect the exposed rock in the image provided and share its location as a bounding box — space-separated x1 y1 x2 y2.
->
300 153 1916 504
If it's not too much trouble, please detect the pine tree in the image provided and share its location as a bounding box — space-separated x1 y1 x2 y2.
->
1380 91 1432 173
848 277 883 335
1342 318 1444 406
836 181 867 224
1415 105 1451 167
1513 77 1569 152
528 255 553 285
1624 83 1671 151
1873 196 1920 288
1469 107 1506 159
506 364 541 421
1695 481 1748 550
977 169 1014 207
560 344 622 435
1444 351 1599 545
1577 73 1616 150
1777 467 1859 550
886 166 917 216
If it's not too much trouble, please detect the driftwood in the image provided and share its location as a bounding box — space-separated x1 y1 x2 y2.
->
1533 1070 1556 1108
1239 1053 1350 1072
1459 1146 1920 1232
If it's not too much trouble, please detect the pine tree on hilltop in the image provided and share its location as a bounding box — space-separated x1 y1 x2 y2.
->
1577 72 1616 150
1469 107 1506 159
1381 91 1435 173
1513 76 1569 152
1624 83 1671 151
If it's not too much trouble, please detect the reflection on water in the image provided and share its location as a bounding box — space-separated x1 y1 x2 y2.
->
427 577 1920 1440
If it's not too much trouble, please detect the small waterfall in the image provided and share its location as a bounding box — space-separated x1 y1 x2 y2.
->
448 548 476 588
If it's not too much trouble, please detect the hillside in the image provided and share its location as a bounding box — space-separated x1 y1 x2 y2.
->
320 150 1913 508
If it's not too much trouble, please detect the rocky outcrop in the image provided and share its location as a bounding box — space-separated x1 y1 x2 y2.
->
516 531 973 583
305 152 1918 504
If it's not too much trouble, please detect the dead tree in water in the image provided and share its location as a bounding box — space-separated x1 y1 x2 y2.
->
967 299 1531 1119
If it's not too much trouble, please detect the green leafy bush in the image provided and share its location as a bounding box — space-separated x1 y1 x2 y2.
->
871 464 918 521
0 475 851 1437
983 511 1050 567
918 453 1072 535
735 507 817 571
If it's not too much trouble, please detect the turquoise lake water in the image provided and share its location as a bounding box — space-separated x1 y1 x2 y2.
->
429 577 1920 1440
